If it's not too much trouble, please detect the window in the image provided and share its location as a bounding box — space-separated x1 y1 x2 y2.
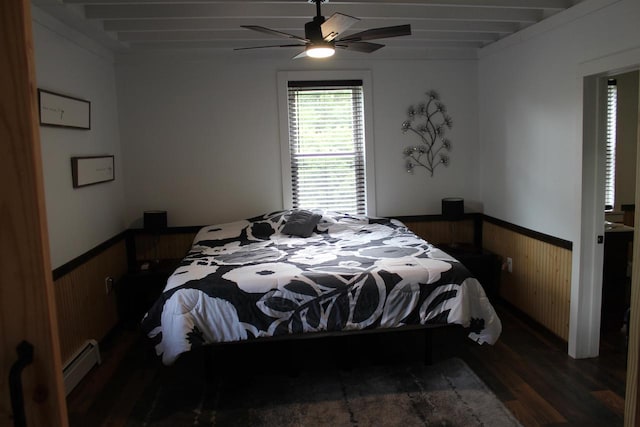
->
284 79 367 215
605 79 617 210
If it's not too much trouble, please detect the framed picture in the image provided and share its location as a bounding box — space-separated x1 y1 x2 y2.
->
38 89 90 129
71 156 114 188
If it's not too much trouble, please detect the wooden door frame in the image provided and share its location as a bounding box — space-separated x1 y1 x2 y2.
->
625 69 640 427
0 0 67 425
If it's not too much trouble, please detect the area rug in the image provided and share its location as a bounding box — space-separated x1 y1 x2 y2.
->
126 356 520 426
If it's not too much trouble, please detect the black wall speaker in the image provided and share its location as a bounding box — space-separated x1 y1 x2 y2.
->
144 210 167 231
441 198 464 221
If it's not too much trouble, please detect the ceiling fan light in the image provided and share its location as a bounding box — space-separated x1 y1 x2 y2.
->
306 44 335 58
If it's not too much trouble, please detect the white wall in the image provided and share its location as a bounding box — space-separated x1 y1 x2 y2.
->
33 7 126 269
477 0 640 357
478 0 640 241
116 56 480 227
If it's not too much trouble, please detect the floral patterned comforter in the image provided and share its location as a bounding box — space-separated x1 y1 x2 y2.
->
141 210 502 365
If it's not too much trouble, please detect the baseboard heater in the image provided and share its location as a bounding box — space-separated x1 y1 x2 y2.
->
62 339 101 395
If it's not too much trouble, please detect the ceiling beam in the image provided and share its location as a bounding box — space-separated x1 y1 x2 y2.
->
67 0 569 10
126 39 485 50
84 4 543 23
103 17 519 34
116 29 499 42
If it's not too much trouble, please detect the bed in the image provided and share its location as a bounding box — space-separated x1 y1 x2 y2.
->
141 210 502 365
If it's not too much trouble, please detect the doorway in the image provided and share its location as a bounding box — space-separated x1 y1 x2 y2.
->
580 59 640 424
600 70 639 363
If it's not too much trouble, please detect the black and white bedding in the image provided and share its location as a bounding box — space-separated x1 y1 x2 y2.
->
141 210 502 365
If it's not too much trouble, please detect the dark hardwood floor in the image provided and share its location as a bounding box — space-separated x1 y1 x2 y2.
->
67 301 628 426
460 303 627 426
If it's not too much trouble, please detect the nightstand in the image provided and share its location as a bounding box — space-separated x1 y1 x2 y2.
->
438 244 501 302
116 258 181 327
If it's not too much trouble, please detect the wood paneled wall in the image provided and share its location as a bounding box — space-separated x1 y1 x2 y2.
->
53 218 572 362
401 219 475 246
134 232 197 261
53 230 195 363
482 222 572 341
53 240 128 363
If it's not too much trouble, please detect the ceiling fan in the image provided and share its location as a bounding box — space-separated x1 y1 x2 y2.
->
235 0 411 59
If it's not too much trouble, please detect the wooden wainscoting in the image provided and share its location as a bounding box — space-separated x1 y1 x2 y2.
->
399 217 476 246
482 220 572 341
53 238 128 363
133 230 197 262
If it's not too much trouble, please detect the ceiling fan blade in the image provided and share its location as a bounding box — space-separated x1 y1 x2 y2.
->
336 41 384 54
321 12 359 42
292 50 308 60
241 25 308 42
234 44 308 51
337 24 411 43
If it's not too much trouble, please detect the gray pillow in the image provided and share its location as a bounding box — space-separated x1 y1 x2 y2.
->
281 210 322 238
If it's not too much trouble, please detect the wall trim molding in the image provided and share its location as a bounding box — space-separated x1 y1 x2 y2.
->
52 215 572 279
482 215 573 251
131 225 203 234
394 213 572 251
52 226 206 280
478 0 621 59
52 231 127 280
392 212 481 222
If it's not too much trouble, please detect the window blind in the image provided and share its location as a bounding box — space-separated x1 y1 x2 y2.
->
605 80 617 210
287 80 366 215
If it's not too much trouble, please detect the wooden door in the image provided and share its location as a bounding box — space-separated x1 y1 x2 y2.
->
625 69 640 427
0 0 68 425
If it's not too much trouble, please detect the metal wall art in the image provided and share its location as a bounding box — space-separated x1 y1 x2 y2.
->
402 90 453 177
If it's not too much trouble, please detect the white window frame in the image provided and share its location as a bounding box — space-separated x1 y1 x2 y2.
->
277 70 376 216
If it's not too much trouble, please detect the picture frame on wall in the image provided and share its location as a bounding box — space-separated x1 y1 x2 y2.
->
71 156 114 188
38 89 91 129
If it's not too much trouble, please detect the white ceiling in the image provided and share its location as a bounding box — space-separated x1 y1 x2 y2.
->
32 0 585 58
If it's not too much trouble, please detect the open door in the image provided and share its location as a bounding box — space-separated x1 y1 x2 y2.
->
0 0 68 425
625 69 640 427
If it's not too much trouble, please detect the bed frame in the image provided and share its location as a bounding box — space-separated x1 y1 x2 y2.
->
164 323 468 382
